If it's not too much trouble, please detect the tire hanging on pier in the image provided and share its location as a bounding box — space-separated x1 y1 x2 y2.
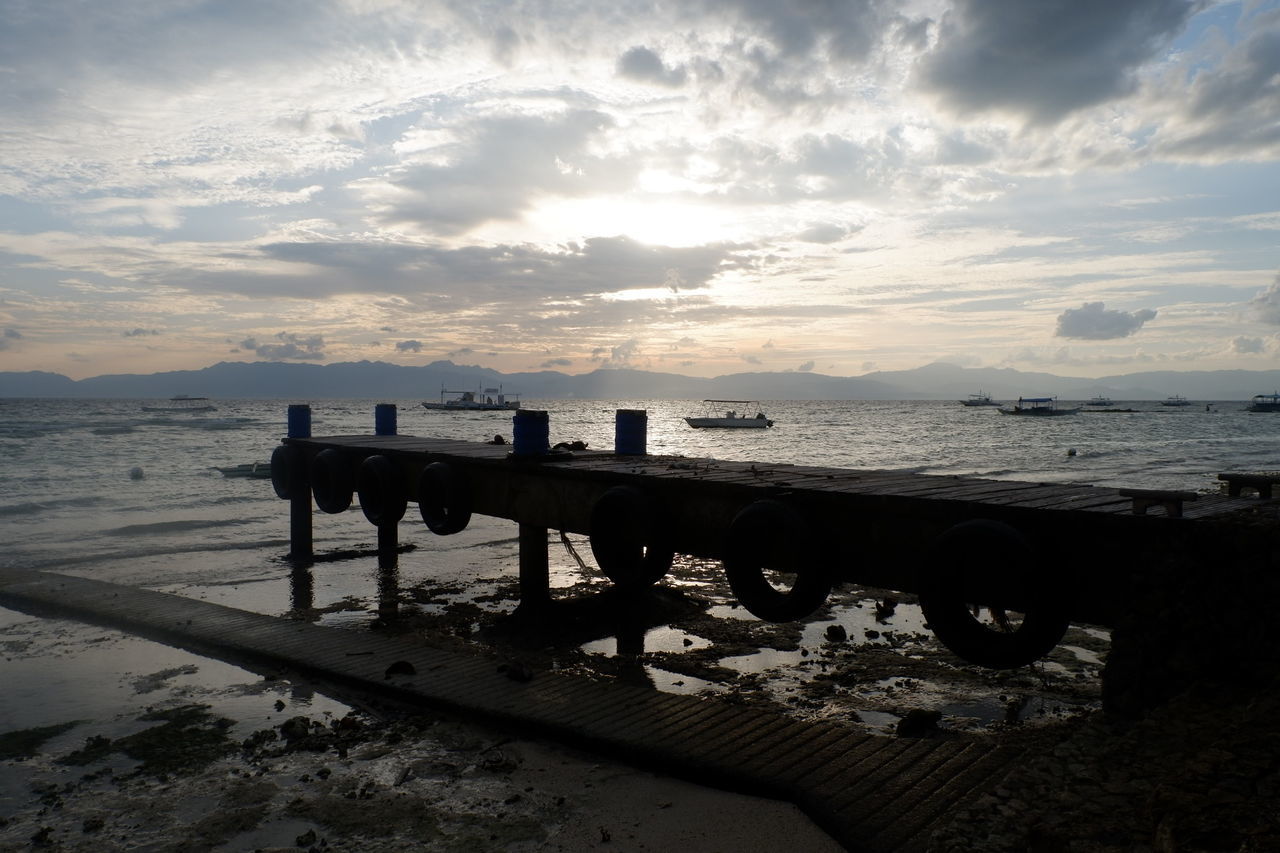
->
357 454 406 526
723 499 832 623
309 448 354 514
270 444 305 500
589 485 674 588
417 461 472 535
916 519 1070 669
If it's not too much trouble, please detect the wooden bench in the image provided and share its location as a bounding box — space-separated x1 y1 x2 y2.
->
1217 472 1280 500
1117 488 1199 518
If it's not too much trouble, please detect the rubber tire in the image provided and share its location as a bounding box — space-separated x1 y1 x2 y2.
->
310 448 353 514
417 461 472 535
357 454 406 526
270 444 304 500
916 519 1070 669
588 486 674 588
723 499 832 623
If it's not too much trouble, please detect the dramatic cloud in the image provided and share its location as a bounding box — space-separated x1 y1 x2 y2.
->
395 340 423 353
1055 302 1158 340
240 332 326 361
919 0 1197 124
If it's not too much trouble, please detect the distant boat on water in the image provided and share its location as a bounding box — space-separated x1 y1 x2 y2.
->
1161 395 1191 407
141 395 216 413
998 397 1081 416
960 390 999 407
422 386 520 411
1087 396 1114 407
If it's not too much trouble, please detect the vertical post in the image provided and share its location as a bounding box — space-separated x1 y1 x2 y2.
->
373 404 399 558
512 409 550 457
287 404 313 562
516 523 551 614
374 403 397 436
615 409 647 455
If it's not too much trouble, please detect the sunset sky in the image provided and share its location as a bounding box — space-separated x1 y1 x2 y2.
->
1 0 1278 380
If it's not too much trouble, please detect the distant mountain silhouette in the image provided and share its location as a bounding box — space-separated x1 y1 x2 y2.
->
2 359 1278 401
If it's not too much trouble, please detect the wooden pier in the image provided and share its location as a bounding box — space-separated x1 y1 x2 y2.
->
275 420 1280 674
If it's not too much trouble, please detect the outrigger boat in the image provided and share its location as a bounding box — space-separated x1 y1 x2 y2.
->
141 395 217 413
422 386 520 411
684 400 774 428
1161 395 1191 407
1087 396 1114 407
1247 393 1280 413
998 397 1081 416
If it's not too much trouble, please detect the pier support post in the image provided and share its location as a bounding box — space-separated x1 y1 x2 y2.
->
373 405 399 559
615 409 647 455
516 523 551 614
287 404 313 562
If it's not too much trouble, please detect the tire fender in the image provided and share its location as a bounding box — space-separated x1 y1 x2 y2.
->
916 519 1070 669
310 448 354 514
357 454 406 526
417 461 472 535
723 499 832 622
589 485 674 588
270 444 305 500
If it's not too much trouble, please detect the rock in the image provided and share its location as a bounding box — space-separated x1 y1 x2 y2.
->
896 708 942 738
824 624 848 643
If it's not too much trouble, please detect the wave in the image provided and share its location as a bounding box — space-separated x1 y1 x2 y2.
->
0 495 106 518
103 518 259 537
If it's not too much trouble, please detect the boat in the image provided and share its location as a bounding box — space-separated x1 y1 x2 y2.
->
1086 396 1114 407
1161 395 1191 407
141 395 217 413
1247 393 1280 413
997 397 1081 416
215 462 273 479
684 400 774 428
422 386 520 411
960 391 999 407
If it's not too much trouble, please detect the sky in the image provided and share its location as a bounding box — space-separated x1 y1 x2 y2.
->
1 0 1278 381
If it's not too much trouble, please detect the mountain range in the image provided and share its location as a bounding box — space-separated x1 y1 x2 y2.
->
2 360 1278 401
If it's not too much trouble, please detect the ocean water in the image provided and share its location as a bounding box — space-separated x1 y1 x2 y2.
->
2 396 1279 582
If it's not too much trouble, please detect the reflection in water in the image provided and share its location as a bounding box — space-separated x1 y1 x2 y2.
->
377 547 400 624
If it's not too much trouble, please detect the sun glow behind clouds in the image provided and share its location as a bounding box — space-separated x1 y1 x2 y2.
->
532 196 743 247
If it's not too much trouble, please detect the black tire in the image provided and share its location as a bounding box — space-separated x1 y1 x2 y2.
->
310 448 353 514
588 485 674 588
723 499 832 622
357 454 406 526
417 461 471 535
270 444 304 500
917 519 1070 669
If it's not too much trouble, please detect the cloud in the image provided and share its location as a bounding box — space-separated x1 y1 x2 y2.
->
239 332 326 361
1248 274 1280 324
0 327 20 350
1152 9 1280 161
918 0 1198 124
797 360 815 372
1232 336 1265 354
741 354 762 365
592 339 641 366
358 110 626 236
1054 302 1157 339
447 347 474 359
616 46 687 87
395 340 423 352
122 328 159 337
541 357 573 368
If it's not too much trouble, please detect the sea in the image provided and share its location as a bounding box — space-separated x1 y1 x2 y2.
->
3 396 1279 581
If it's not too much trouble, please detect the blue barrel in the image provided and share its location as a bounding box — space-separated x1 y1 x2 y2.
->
615 409 647 455
287 404 312 438
512 409 550 456
375 403 397 436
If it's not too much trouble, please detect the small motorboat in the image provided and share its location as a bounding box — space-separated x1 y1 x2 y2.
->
998 397 1081 416
685 400 774 428
960 391 999 407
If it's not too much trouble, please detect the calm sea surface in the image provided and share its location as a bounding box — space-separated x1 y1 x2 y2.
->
2 396 1278 580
